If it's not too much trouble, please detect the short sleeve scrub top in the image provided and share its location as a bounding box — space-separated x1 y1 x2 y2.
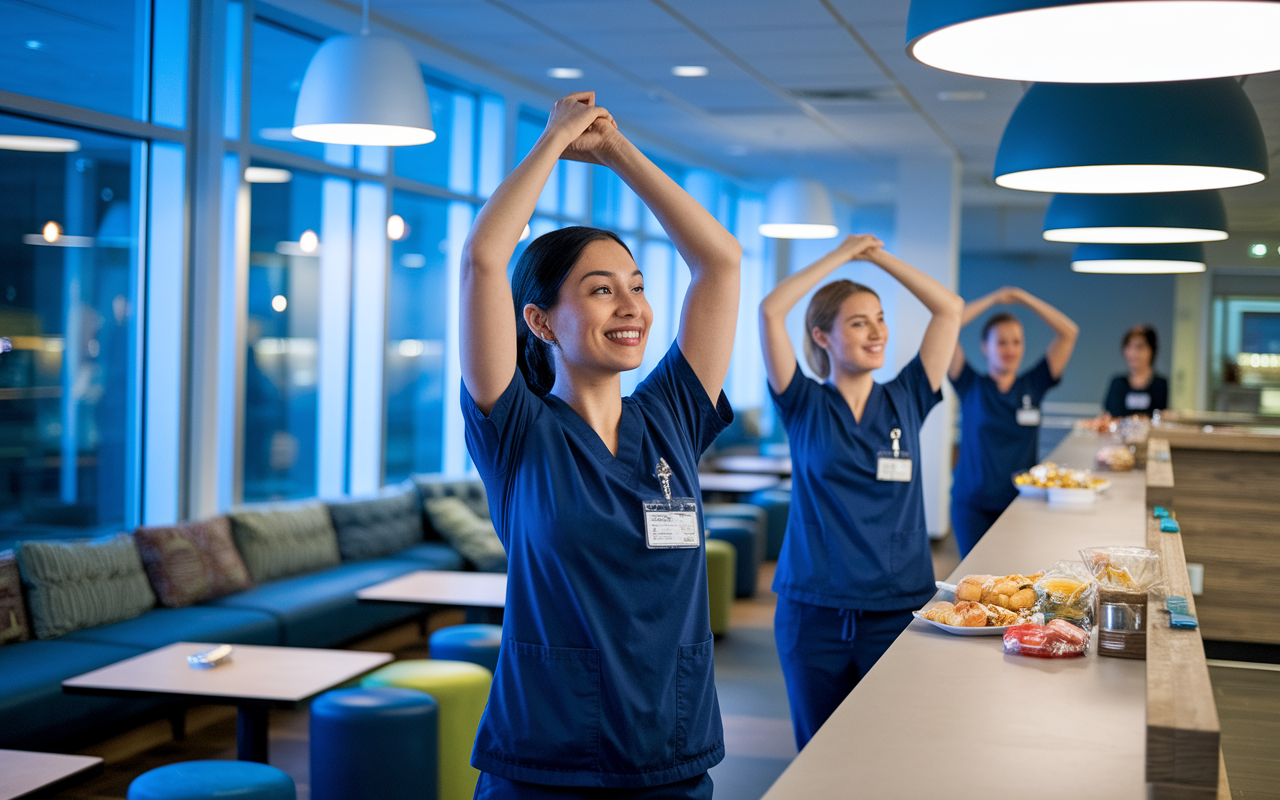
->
949 358 1060 555
461 342 733 790
1103 374 1167 418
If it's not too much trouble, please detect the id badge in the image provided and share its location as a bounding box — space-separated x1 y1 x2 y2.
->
876 453 912 482
1125 392 1151 411
1016 394 1041 426
643 497 701 549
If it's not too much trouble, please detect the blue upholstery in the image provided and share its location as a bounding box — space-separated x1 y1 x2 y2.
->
311 687 438 800
411 475 490 538
746 488 791 560
0 638 159 749
66 606 280 650
387 542 466 571
206 559 425 647
327 482 425 562
127 760 295 800
429 624 501 673
706 518 758 598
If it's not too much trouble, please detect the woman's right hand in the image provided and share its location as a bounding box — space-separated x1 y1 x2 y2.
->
837 233 885 262
544 92 617 163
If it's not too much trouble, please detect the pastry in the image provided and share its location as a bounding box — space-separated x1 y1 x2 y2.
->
922 600 987 627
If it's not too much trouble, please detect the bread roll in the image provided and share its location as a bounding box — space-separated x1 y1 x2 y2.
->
923 601 955 623
955 575 991 603
947 601 988 627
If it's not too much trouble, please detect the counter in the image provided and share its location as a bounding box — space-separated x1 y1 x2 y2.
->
760 431 1225 800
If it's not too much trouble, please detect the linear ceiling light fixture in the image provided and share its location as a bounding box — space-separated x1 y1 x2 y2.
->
672 66 709 77
994 79 1267 194
907 0 1280 83
0 135 81 152
244 167 293 183
292 0 435 146
759 178 839 239
1071 243 1206 274
1044 190 1228 244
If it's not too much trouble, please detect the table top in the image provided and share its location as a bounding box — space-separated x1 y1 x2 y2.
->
696 472 780 494
710 455 792 476
62 642 392 705
357 569 507 608
0 749 103 800
762 431 1149 799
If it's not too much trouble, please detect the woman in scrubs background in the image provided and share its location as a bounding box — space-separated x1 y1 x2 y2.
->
1103 324 1167 418
948 287 1079 557
759 233 963 749
459 92 741 798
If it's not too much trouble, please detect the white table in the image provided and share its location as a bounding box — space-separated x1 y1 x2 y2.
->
0 749 102 800
63 642 391 763
357 570 507 608
696 472 781 495
711 454 793 476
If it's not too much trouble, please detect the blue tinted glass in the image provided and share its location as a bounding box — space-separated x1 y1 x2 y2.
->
0 115 142 540
394 79 455 187
151 0 189 128
0 0 147 120
384 192 450 481
515 111 544 163
250 19 325 160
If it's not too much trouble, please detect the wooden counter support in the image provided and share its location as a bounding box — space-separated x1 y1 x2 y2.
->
1146 437 1174 510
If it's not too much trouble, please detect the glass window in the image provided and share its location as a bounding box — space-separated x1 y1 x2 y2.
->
250 19 326 161
0 115 142 538
394 79 468 188
384 192 453 482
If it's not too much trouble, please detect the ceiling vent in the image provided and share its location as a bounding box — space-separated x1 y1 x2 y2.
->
788 87 902 103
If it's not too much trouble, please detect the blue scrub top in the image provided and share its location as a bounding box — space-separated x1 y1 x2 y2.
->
771 355 941 612
462 343 732 788
950 358 1059 512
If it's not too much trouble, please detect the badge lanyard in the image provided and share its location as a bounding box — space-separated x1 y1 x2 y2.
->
876 427 913 482
1016 394 1041 427
643 457 701 549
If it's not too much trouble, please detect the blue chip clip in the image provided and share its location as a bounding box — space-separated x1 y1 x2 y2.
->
1159 518 1180 533
1153 506 1170 518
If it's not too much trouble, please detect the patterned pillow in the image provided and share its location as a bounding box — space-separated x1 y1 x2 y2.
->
0 550 33 645
423 497 507 573
229 500 341 584
17 533 157 639
134 516 253 607
328 481 425 562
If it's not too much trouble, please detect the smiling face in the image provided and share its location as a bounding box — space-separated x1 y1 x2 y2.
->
529 238 652 379
813 291 887 376
982 319 1025 378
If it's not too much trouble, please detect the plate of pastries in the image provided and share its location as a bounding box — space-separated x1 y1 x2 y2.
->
913 572 1042 635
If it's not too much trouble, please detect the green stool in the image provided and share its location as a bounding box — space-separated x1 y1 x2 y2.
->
705 537 735 636
361 660 491 800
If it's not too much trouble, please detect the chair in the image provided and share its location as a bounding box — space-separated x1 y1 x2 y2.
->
705 538 735 636
310 686 438 800
127 760 295 800
429 623 502 674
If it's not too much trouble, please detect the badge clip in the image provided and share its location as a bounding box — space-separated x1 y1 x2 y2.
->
644 458 699 549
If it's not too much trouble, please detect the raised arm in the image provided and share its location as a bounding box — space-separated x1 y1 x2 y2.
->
758 235 882 394
459 93 614 414
863 249 963 392
1008 287 1079 379
949 288 1013 381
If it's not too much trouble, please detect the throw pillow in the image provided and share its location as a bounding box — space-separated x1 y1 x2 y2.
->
135 516 253 607
423 496 507 572
328 481 424 562
229 500 341 584
17 533 157 639
412 477 490 540
0 549 33 644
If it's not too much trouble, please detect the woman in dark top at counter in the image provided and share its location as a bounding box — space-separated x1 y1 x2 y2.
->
1103 324 1168 418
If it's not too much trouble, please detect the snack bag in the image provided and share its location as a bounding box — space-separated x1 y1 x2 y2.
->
1033 561 1097 630
1003 619 1090 659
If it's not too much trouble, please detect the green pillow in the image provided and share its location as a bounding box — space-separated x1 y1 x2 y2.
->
229 500 341 583
17 533 157 639
423 497 507 572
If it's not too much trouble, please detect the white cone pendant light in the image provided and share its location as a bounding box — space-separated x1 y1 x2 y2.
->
293 3 434 147
995 80 1267 194
1044 191 1228 244
759 179 839 239
907 0 1280 83
1071 243 1206 274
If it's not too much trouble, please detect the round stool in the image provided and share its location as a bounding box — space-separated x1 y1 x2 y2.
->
747 488 791 560
361 660 491 800
127 760 295 800
705 537 735 636
429 624 502 673
310 687 438 800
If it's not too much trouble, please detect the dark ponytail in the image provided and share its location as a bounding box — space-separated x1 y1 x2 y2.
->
512 226 632 396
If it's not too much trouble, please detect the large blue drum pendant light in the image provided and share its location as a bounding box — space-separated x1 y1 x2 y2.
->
1044 191 1228 244
907 0 1280 83
995 79 1267 194
1071 243 1206 274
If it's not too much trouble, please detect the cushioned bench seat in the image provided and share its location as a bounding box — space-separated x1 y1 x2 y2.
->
387 542 467 571
0 638 160 749
65 605 281 650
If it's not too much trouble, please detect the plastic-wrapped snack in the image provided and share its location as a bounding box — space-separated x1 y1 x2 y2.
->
1033 561 1097 630
1002 619 1090 659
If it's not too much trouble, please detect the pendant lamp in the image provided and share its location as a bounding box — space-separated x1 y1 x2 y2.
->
994 79 1267 194
759 178 839 239
907 0 1280 83
293 1 434 146
1071 243 1206 274
1044 191 1228 244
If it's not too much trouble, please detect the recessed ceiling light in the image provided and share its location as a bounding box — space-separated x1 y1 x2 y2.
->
25 40 43 50
548 67 584 80
0 135 81 152
244 167 293 183
672 66 709 77
937 90 985 101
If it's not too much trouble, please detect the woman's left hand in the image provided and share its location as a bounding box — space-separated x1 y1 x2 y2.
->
562 115 623 165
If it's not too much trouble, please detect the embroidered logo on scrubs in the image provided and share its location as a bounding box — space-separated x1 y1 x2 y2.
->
643 457 701 549
876 428 913 482
1016 394 1041 427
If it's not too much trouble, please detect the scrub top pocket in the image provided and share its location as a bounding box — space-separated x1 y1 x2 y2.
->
675 637 721 758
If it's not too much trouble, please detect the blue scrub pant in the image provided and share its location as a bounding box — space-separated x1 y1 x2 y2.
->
774 597 915 751
950 500 1004 558
474 772 713 799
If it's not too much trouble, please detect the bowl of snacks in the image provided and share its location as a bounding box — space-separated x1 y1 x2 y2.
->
1013 470 1047 498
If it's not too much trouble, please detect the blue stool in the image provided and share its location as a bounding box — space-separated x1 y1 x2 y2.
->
706 518 759 598
310 687 438 800
429 624 501 673
127 760 295 800
747 488 791 560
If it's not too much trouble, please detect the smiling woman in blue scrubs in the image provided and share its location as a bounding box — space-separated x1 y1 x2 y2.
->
458 92 741 799
758 234 963 750
948 287 1079 557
